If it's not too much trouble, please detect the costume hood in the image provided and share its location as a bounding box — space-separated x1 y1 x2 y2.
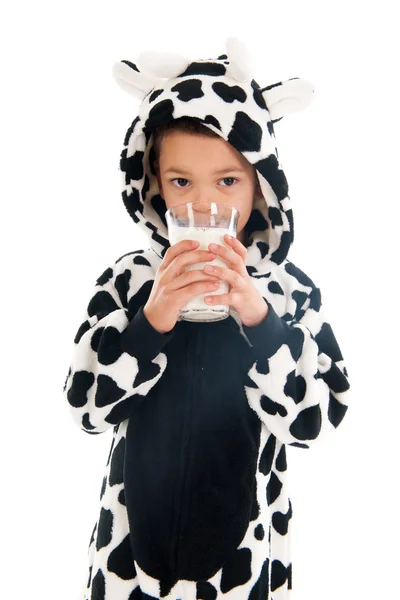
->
112 36 315 276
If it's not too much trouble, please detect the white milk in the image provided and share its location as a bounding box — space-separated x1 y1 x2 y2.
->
168 225 235 320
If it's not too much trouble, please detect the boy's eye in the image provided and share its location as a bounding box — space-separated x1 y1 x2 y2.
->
171 178 190 188
170 177 238 188
220 177 238 186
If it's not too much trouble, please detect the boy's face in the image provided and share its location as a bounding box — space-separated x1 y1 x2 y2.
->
154 131 263 245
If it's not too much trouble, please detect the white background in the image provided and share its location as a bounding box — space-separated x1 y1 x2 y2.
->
1 1 399 599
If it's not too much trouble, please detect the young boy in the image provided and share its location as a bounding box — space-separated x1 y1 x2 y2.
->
63 37 350 600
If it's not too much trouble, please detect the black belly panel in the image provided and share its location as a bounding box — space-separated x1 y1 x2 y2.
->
123 315 262 588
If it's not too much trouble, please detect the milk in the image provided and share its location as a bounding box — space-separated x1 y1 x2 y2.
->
168 225 235 320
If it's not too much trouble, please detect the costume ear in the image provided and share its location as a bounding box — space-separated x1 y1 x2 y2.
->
225 36 254 82
136 50 191 79
112 60 160 101
261 78 315 120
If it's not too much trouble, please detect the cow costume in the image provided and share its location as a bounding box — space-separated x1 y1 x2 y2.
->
63 36 351 600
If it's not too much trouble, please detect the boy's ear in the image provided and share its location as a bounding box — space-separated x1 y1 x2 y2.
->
254 178 263 201
154 160 163 195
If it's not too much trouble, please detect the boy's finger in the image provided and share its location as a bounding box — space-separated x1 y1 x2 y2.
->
162 239 199 270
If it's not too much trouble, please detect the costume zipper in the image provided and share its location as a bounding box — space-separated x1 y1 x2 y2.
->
169 328 197 582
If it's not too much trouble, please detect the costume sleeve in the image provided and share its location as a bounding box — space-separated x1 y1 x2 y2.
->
63 263 175 434
242 286 350 449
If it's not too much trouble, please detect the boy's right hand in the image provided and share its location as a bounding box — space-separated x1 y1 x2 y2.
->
143 239 220 334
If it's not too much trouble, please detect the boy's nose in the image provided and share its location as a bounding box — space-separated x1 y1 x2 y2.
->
193 201 215 213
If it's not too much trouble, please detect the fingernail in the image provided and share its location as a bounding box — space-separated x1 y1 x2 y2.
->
209 243 218 250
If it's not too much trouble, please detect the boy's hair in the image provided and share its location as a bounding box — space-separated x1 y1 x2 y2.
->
152 116 220 161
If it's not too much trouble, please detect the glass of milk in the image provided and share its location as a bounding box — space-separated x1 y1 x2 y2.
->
165 201 239 322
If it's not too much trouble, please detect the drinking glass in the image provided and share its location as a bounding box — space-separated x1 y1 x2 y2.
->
165 201 239 322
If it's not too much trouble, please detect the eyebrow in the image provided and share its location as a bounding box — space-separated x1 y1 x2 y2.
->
164 166 246 175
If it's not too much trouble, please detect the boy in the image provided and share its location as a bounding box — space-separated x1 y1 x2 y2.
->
63 37 350 600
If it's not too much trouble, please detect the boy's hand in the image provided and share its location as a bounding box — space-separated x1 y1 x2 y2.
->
143 240 221 333
201 234 269 328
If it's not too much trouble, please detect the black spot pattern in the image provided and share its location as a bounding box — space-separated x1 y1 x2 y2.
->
272 498 293 535
96 507 113 550
122 188 142 224
132 255 152 267
259 434 276 475
249 558 270 600
91 325 124 365
96 267 113 287
254 523 265 541
253 84 268 111
149 89 163 103
220 547 252 593
144 99 175 132
121 59 139 73
328 392 348 427
133 359 162 388
196 580 218 600
123 115 140 146
67 371 94 408
246 208 269 235
243 373 259 391
260 395 288 418
120 150 144 181
115 269 131 308
109 437 125 486
275 444 287 472
89 521 97 546
91 568 106 600
151 193 168 228
95 373 126 408
270 559 290 592
256 240 270 260
171 78 204 101
292 290 309 320
289 404 322 441
203 114 221 130
286 327 306 363
160 577 178 598
212 82 247 103
100 475 107 500
228 111 263 153
81 412 97 432
266 472 283 506
128 586 143 600
87 565 93 589
73 322 90 346
284 370 307 404
316 321 346 365
255 155 289 201
107 534 137 580
178 62 226 78
127 280 153 319
87 289 120 321
284 262 316 288
268 280 284 295
103 396 137 425
289 441 310 449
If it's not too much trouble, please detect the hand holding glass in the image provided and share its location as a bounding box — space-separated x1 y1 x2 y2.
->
165 202 239 322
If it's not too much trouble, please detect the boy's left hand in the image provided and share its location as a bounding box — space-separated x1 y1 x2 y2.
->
203 234 269 328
